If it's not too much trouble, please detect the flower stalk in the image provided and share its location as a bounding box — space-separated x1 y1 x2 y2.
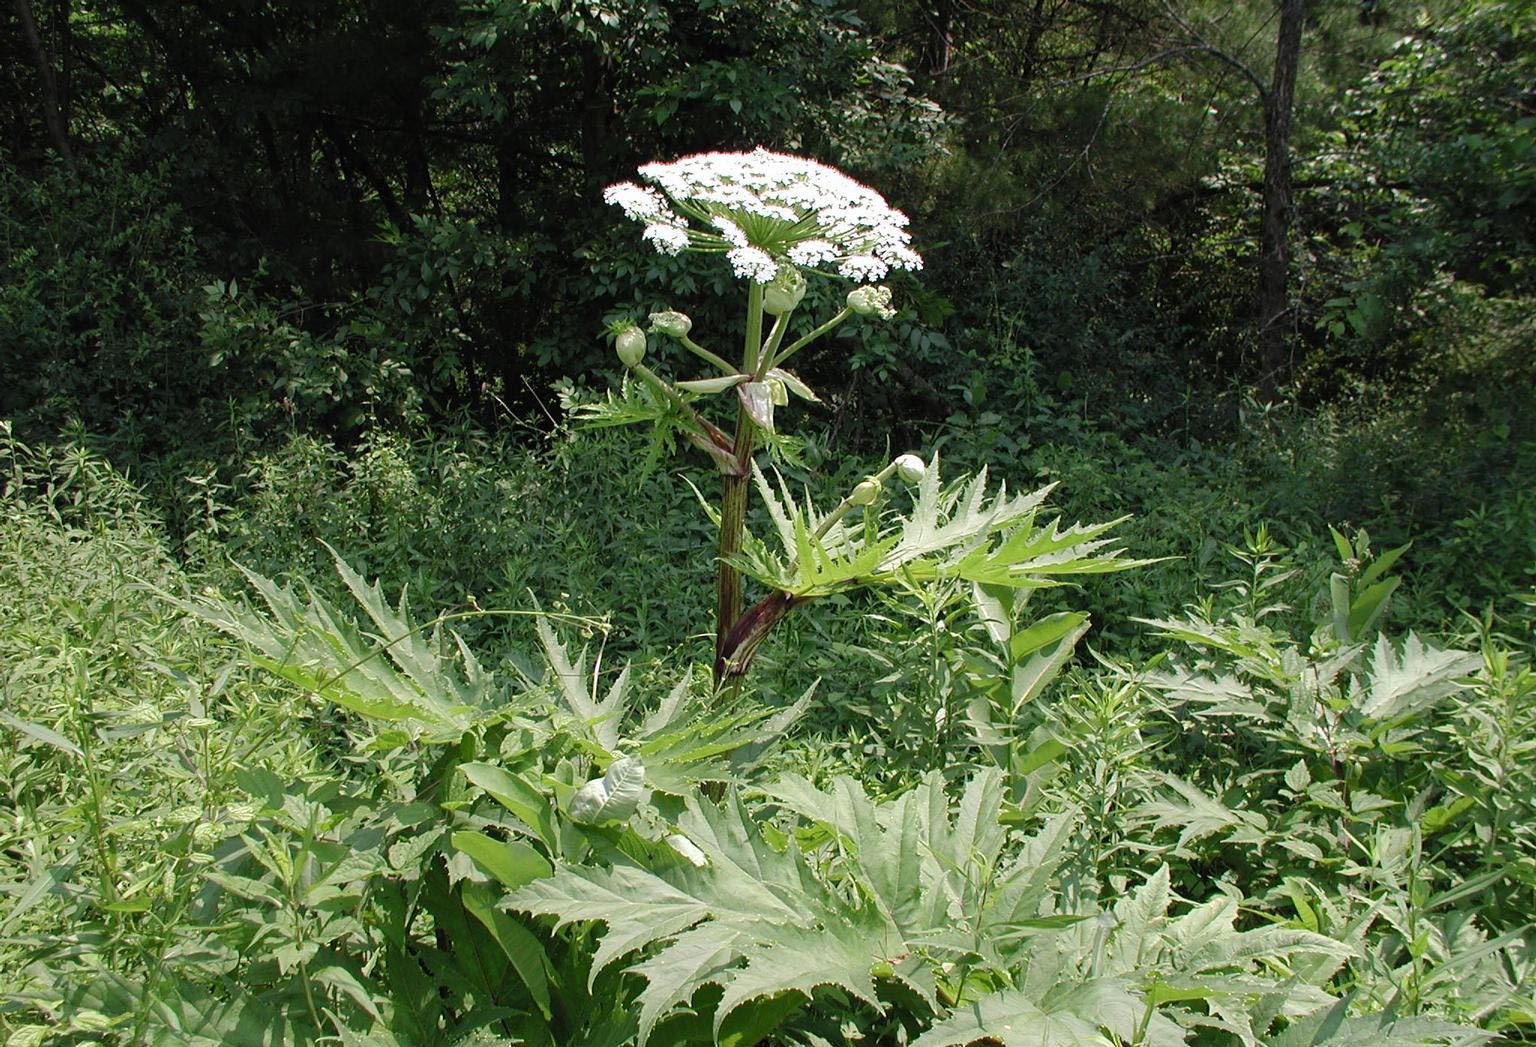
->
768 307 853 370
715 283 765 671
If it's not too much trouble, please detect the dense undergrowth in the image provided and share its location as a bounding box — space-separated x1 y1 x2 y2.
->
3 402 1533 1044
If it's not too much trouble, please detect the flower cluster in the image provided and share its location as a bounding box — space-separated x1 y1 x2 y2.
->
604 148 923 284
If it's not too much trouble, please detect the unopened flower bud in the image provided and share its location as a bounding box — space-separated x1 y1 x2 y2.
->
894 453 926 484
762 266 807 315
849 478 882 506
649 310 692 339
614 325 646 367
846 285 895 319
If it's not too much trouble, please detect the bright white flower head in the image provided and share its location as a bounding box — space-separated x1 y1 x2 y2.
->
787 239 838 267
605 148 923 284
642 223 689 254
604 183 670 222
727 246 779 283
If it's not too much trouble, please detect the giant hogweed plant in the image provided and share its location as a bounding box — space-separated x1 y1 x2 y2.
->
584 149 1142 690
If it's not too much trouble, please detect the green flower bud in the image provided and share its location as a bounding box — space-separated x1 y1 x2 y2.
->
846 285 895 319
849 478 882 506
614 325 646 367
894 453 926 484
649 310 692 339
762 266 807 315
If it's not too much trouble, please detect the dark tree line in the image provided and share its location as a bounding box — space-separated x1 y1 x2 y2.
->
4 0 1532 447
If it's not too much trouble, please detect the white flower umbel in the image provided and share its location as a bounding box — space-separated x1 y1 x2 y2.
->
728 246 779 283
642 223 689 255
604 148 924 284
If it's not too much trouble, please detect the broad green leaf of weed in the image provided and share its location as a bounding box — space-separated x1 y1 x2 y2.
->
1354 633 1480 727
909 986 1115 1047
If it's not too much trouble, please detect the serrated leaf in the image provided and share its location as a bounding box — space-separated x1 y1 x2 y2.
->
0 711 82 756
1354 633 1478 725
535 618 627 750
1266 997 1492 1046
629 922 744 1045
507 861 713 980
461 880 554 1019
910 988 1112 1047
459 762 555 844
1010 613 1091 714
731 459 1142 601
1141 776 1267 851
712 917 888 1037
176 555 483 741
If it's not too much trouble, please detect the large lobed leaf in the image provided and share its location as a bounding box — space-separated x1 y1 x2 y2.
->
730 459 1150 599
506 787 901 1044
179 547 495 741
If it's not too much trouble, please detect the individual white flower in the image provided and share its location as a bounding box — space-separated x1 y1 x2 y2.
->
710 214 750 248
608 148 922 283
881 244 925 271
728 245 780 284
642 223 689 254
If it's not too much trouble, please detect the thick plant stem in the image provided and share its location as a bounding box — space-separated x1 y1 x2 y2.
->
714 284 764 683
716 590 803 682
715 462 750 669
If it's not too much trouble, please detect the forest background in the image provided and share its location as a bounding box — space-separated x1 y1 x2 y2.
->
2 0 1536 1043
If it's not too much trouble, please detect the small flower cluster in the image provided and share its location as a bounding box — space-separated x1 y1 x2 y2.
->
605 148 923 284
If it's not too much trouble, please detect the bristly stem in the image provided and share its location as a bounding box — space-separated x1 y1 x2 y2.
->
715 283 764 684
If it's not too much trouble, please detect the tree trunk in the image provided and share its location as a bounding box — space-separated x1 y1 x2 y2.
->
52 0 70 132
916 0 957 79
13 0 73 165
1257 0 1305 401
